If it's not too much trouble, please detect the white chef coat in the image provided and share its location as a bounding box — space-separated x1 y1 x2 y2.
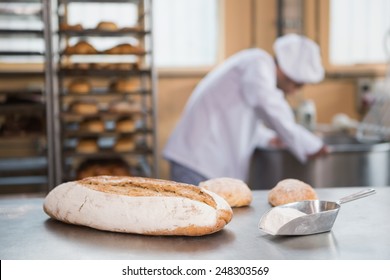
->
163 48 323 181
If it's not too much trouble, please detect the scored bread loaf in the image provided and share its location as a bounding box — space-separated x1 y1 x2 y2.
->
43 176 233 236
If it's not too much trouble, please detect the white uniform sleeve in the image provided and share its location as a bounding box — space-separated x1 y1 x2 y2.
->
240 55 323 163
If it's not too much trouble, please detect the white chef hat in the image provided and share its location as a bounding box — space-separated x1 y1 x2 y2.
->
273 33 324 84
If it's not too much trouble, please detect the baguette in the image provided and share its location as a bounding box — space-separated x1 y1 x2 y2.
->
43 176 233 236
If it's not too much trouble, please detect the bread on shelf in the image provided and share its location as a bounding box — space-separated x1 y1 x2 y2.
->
76 158 130 179
64 41 98 55
115 117 138 133
109 77 139 93
69 101 99 115
68 78 92 94
104 43 144 55
102 63 139 71
95 21 118 31
108 100 142 114
76 138 99 154
60 22 83 31
79 117 105 133
114 136 136 152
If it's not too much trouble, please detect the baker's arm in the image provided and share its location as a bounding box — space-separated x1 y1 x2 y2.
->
240 55 326 162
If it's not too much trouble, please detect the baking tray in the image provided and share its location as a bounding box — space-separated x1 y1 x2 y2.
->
59 29 150 37
59 0 140 3
61 88 151 97
58 68 151 77
0 29 43 36
63 147 154 159
0 51 44 56
63 128 152 138
0 136 46 158
0 104 45 115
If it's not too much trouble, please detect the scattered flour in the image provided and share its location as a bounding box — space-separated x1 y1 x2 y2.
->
259 207 307 235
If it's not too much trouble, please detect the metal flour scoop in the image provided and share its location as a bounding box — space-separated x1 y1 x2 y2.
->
259 188 376 236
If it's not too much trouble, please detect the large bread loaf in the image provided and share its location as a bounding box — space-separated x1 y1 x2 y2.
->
43 176 233 236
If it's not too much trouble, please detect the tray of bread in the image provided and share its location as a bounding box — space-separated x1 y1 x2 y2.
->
61 77 144 96
62 41 146 56
63 119 149 138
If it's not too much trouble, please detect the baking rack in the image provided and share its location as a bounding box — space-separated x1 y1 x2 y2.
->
52 0 157 185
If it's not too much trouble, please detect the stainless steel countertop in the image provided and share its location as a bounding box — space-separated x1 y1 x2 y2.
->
1 187 389 260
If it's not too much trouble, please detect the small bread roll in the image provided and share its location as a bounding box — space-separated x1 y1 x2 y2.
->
96 21 118 31
68 79 91 94
60 23 83 31
116 117 136 133
76 158 130 179
70 101 99 115
65 41 98 55
199 177 253 207
71 63 91 70
114 136 136 152
109 78 139 92
268 178 318 206
76 138 99 154
108 100 141 114
104 43 144 55
79 118 105 133
43 176 233 236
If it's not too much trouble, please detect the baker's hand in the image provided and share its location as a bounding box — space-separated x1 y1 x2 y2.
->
308 145 329 159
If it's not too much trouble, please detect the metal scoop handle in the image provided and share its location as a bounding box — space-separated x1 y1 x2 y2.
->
337 188 376 204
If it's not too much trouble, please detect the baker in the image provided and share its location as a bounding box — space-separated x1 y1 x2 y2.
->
163 33 328 185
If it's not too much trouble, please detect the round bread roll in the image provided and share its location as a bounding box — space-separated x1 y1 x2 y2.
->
65 41 98 55
70 63 90 70
60 23 83 31
68 79 91 94
76 138 99 154
96 21 118 31
109 78 139 92
199 177 253 207
79 118 105 133
43 176 233 236
70 101 99 115
116 117 136 133
268 178 318 206
114 136 135 152
76 158 130 179
108 100 141 114
104 43 144 55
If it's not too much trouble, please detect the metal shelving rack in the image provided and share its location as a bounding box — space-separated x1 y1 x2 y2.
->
51 0 157 186
0 0 157 193
0 0 55 193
